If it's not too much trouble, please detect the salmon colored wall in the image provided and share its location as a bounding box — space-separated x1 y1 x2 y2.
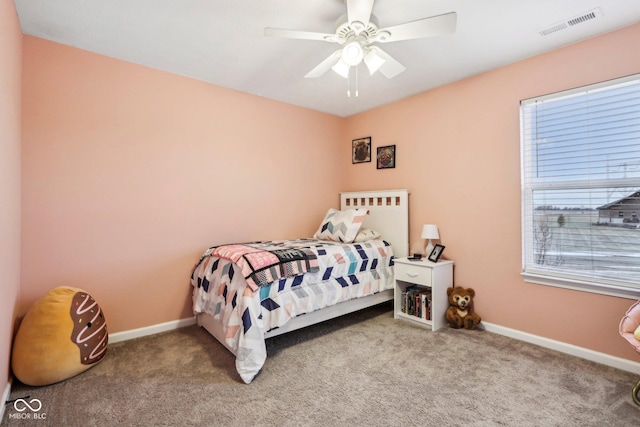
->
344 23 640 361
21 36 345 333
0 0 22 392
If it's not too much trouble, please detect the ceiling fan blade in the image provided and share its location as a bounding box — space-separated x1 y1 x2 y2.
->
305 50 342 78
377 12 457 43
347 0 374 26
264 27 335 42
368 47 406 79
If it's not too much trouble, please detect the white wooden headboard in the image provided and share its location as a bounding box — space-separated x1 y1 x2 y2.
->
340 189 409 259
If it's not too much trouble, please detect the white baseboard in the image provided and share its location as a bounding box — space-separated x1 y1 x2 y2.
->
106 316 640 375
1 380 12 422
108 317 196 344
482 321 640 374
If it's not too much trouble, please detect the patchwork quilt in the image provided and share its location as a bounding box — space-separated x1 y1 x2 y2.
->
191 238 394 383
202 241 320 291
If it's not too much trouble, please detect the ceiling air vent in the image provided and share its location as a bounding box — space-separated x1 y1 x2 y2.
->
538 8 602 36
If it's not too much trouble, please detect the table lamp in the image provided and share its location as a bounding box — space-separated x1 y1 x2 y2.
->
421 224 439 256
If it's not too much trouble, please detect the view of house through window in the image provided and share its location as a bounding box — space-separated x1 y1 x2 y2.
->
520 74 640 297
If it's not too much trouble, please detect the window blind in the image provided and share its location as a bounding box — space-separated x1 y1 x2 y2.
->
520 74 640 297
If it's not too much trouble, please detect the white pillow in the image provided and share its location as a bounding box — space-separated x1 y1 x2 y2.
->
352 228 382 243
313 208 368 243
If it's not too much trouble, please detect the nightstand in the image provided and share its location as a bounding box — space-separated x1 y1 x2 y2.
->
393 257 453 331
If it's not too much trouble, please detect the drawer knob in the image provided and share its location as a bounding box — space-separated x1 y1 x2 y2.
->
407 272 419 278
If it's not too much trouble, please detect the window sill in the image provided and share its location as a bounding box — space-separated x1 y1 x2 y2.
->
522 272 640 300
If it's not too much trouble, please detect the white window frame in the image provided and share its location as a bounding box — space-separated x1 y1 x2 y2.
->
520 74 640 299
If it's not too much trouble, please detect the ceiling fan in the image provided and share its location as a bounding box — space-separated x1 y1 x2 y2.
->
264 0 457 80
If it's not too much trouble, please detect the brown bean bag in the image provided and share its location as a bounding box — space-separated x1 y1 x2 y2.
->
12 286 108 386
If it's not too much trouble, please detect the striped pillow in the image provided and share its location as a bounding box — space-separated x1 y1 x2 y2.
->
313 208 368 243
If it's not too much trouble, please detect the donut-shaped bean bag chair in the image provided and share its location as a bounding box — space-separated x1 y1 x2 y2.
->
12 286 108 386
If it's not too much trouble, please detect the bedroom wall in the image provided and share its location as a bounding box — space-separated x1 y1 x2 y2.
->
0 0 22 396
20 36 345 333
15 16 640 367
344 23 640 362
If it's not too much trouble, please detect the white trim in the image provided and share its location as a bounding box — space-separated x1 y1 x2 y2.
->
108 317 196 344
482 321 640 374
106 316 640 376
520 74 640 298
521 73 640 105
522 272 640 300
1 380 12 421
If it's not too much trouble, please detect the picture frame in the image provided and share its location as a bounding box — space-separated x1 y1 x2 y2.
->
428 244 445 263
352 137 371 164
376 144 396 169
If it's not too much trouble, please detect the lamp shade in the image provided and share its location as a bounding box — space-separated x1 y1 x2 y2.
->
364 48 385 75
342 41 364 66
421 224 439 240
331 58 350 78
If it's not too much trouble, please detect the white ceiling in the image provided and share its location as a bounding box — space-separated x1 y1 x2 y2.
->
13 0 640 117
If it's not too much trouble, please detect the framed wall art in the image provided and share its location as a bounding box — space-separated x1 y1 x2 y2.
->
428 244 445 263
376 145 396 169
352 137 371 164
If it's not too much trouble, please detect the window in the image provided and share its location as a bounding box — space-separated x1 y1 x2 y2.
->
520 74 640 298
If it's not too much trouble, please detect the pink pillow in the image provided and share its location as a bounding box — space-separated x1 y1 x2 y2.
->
620 301 640 353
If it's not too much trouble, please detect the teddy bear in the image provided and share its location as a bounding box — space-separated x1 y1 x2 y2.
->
446 286 481 330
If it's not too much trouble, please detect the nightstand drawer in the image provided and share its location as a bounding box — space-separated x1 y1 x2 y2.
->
394 263 432 287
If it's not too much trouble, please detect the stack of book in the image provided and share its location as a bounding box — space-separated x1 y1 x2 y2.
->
400 285 432 320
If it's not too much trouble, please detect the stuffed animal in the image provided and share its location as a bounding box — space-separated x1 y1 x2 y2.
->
446 286 481 330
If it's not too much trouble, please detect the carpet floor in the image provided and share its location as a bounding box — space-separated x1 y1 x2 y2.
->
3 302 639 426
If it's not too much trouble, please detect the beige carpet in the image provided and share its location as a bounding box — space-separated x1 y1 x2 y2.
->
3 302 639 426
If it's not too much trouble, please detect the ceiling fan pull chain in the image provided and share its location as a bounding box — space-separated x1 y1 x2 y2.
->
347 66 351 97
355 64 359 97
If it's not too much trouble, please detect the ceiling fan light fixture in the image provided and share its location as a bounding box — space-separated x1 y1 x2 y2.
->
364 48 385 75
331 58 350 78
341 41 364 66
264 3 458 81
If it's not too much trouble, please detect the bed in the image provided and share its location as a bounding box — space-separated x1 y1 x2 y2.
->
191 189 409 383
